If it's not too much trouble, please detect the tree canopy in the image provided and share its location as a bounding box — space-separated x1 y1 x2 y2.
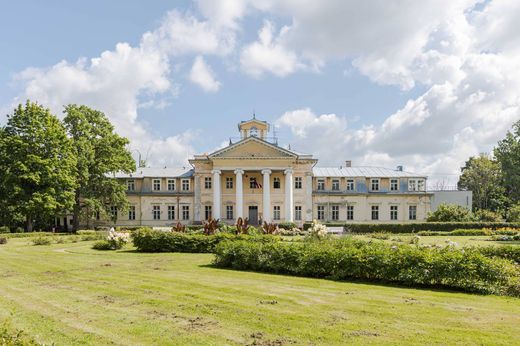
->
494 119 520 203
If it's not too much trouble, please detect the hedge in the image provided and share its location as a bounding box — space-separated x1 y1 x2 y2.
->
478 245 520 264
302 222 520 233
213 238 520 296
131 228 279 253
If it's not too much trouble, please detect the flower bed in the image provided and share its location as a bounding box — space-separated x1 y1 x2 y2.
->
213 238 520 296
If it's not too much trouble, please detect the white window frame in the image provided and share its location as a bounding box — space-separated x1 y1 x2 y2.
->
273 177 281 189
127 179 135 192
128 206 136 220
226 177 233 189
182 205 190 220
294 177 302 189
204 177 212 189
331 205 339 220
390 179 399 191
317 179 325 191
409 205 417 220
167 179 175 191
370 179 380 191
390 205 398 220
152 205 161 220
182 179 190 191
317 205 325 220
205 205 212 220
153 179 161 191
371 205 379 220
226 205 234 220
110 206 118 220
294 206 302 221
346 205 354 220
168 205 175 220
273 206 281 220
346 179 355 191
332 179 340 191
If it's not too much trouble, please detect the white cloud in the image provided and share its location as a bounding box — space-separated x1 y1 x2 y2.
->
240 20 302 77
188 56 221 92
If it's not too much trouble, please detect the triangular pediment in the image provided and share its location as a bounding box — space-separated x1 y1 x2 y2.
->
209 137 297 159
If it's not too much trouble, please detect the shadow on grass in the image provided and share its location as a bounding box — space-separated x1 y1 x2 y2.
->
198 263 505 297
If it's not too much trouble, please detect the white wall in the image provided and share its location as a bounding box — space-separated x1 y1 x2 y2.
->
430 191 473 211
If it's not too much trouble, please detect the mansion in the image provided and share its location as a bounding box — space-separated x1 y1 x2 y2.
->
98 117 434 228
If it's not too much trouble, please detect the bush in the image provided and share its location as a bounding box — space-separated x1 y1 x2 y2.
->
478 245 520 264
214 238 520 296
474 209 503 222
14 227 24 233
77 230 107 241
278 222 297 230
326 222 520 234
92 240 113 250
131 228 279 253
427 203 473 222
0 237 7 244
0 226 10 233
507 203 520 222
32 236 52 245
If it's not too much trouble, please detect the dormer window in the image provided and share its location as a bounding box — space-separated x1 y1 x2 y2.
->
249 126 259 137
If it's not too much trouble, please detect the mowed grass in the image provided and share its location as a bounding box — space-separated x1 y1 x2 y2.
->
0 238 519 345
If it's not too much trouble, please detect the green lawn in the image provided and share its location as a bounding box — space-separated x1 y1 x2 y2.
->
351 234 520 247
1 238 519 345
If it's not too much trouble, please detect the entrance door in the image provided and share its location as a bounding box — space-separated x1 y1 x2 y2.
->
248 206 258 225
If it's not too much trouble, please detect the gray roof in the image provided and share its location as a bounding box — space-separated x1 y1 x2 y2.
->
313 167 426 178
114 167 194 179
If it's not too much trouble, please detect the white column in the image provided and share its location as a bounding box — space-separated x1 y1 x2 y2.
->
305 172 313 221
212 169 221 219
262 169 271 222
194 174 201 222
285 169 294 222
234 169 244 220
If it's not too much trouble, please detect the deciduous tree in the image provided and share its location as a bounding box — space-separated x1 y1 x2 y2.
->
63 105 135 231
494 120 520 203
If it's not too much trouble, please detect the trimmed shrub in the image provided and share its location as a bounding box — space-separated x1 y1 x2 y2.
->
478 245 520 264
131 228 279 253
303 222 520 233
92 240 113 250
77 230 107 241
213 238 520 296
278 222 297 230
0 237 7 244
0 226 10 233
474 209 503 222
32 236 52 245
427 203 473 222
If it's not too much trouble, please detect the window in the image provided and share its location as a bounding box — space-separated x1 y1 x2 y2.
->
390 205 398 220
168 206 175 220
294 177 302 189
250 177 260 189
127 180 135 192
295 206 302 221
153 179 161 191
346 205 354 220
346 179 355 191
370 179 380 191
331 205 339 221
128 206 136 220
226 205 234 220
110 206 118 220
167 179 175 191
273 206 281 220
317 179 325 191
205 205 212 220
409 206 417 220
249 126 258 137
332 179 340 191
182 205 190 220
390 179 398 191
371 205 379 220
152 205 161 220
204 177 212 189
273 177 281 189
182 179 190 191
408 179 425 191
317 206 325 220
226 177 233 189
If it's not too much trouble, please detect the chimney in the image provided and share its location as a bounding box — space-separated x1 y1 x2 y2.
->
396 165 403 171
345 160 352 167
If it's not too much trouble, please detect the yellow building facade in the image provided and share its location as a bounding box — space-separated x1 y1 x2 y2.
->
106 117 431 227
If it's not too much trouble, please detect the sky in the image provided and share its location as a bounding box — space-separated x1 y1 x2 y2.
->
1 0 519 187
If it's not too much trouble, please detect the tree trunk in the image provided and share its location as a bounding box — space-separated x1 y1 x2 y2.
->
72 190 81 232
26 214 33 232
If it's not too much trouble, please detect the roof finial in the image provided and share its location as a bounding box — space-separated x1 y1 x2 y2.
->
229 137 232 145
288 144 291 150
253 109 256 119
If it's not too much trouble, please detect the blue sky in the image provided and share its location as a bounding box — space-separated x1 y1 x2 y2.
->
1 0 518 185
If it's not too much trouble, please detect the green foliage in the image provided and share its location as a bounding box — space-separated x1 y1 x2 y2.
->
77 230 107 241
507 203 520 222
329 222 520 233
278 222 297 230
427 203 473 222
131 228 279 253
14 227 24 233
0 319 39 345
63 104 135 230
92 240 113 251
494 119 520 203
214 238 520 296
478 245 520 264
0 101 76 231
417 229 494 236
474 209 503 222
0 226 10 233
31 236 52 246
458 154 506 211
